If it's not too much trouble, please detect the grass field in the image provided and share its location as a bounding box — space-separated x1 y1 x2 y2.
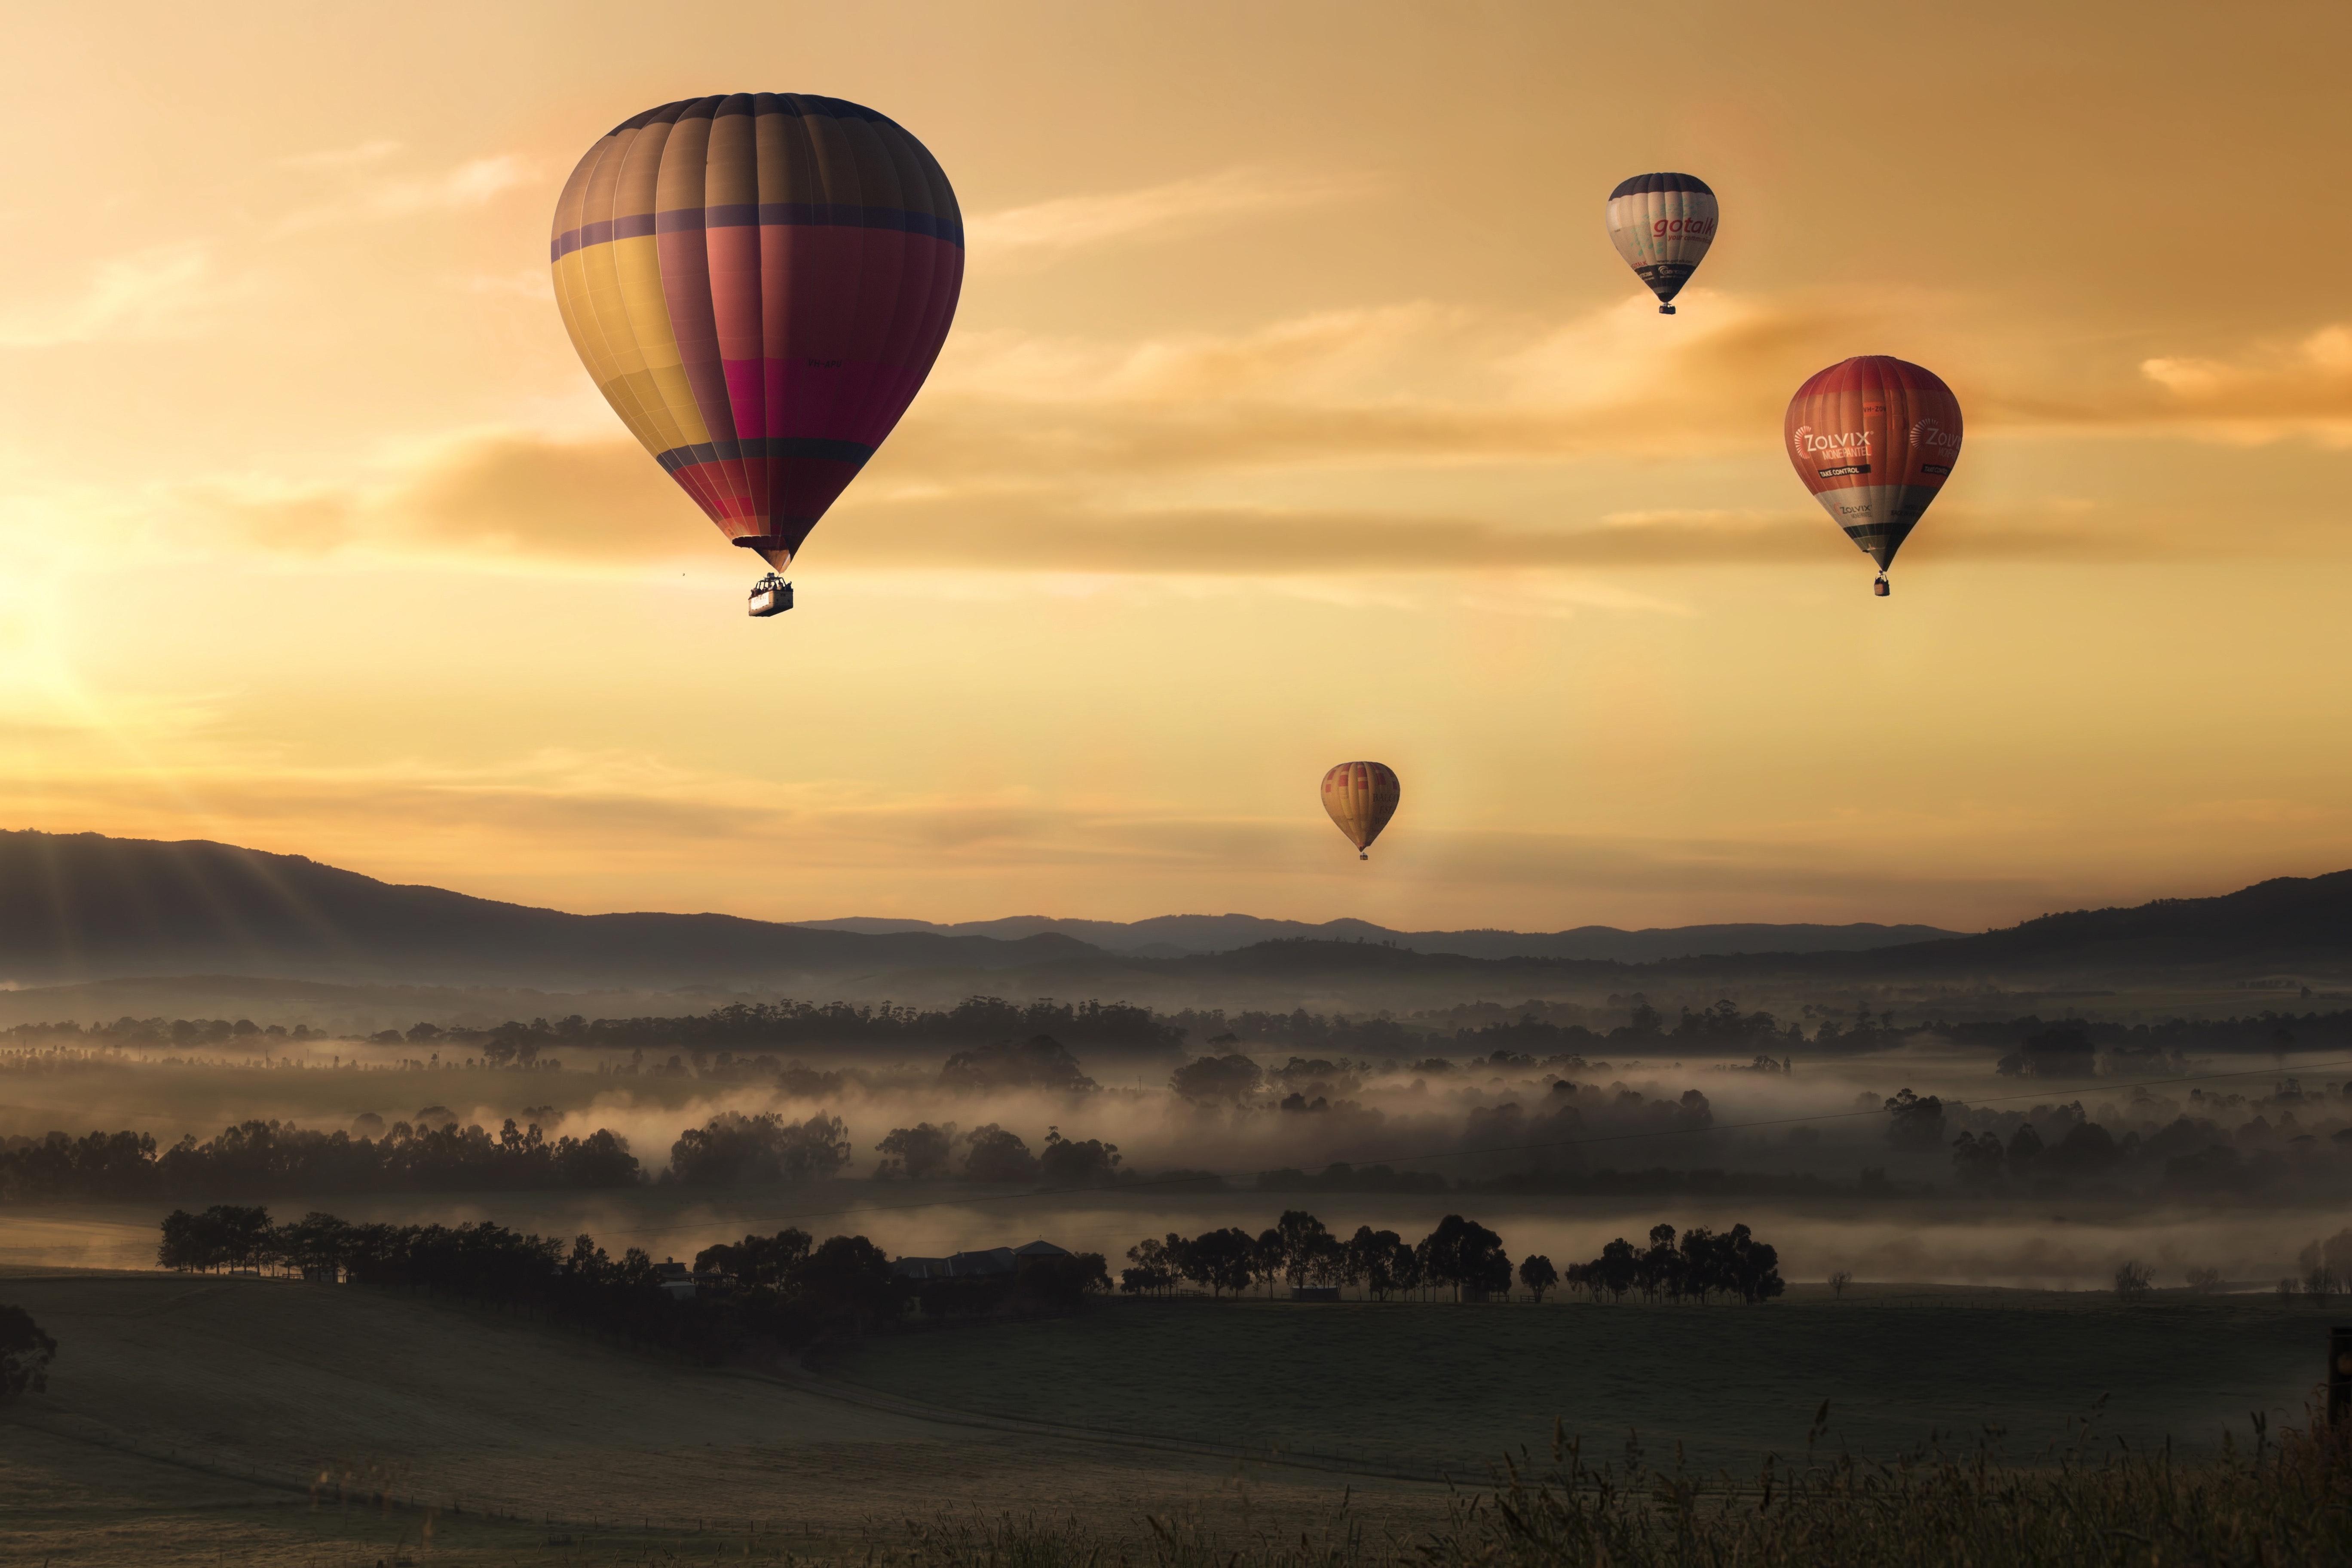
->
0 1268 2335 1564
825 1287 2328 1479
0 1269 1443 1566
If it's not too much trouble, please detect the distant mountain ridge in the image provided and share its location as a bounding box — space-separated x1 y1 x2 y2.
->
0 830 1092 987
795 913 1962 962
0 829 2346 995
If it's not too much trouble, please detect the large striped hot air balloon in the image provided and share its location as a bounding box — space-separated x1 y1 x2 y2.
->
1321 762 1401 861
1784 356 1963 596
551 95 963 616
1605 173 1717 314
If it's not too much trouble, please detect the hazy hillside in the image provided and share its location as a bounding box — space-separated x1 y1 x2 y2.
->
2 829 2345 998
0 830 1088 987
799 912 1961 961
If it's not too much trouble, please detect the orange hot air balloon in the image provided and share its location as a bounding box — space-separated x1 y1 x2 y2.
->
1321 762 1401 861
551 95 963 617
1784 355 1963 596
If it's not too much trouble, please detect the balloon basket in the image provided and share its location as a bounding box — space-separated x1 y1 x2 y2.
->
1658 304 1676 315
1872 575 1890 597
748 575 794 618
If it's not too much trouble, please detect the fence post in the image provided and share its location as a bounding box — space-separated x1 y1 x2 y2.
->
2332 1325 2352 1425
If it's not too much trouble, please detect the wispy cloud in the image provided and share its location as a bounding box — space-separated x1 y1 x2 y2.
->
2137 325 2352 435
0 242 224 347
273 153 535 235
278 138 403 171
966 166 1375 265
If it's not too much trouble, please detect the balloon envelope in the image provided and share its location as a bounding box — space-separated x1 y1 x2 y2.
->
1321 761 1401 854
1784 355 1963 571
1605 173 1717 308
551 94 963 572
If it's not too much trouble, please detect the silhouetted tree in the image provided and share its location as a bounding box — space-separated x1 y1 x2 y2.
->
1883 1089 1947 1151
667 1112 849 1186
1419 1214 1510 1301
1038 1128 1121 1186
1950 1131 2006 1189
1170 1053 1265 1104
1519 1255 1558 1302
0 1304 55 1402
874 1123 956 1180
961 1124 1040 1183
1179 1227 1256 1298
693 1228 812 1285
939 1035 1098 1093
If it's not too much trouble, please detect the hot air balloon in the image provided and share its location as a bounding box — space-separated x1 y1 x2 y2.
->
550 95 963 617
1784 356 1963 596
1605 173 1717 314
1321 762 1400 861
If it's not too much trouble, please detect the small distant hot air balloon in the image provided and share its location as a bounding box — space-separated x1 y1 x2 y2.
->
1321 762 1400 861
551 95 963 617
1784 356 1963 596
1605 173 1717 314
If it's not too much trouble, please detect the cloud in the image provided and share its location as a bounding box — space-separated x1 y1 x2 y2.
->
2136 325 2352 433
188 432 687 564
965 166 1374 265
0 243 222 347
273 153 535 235
278 139 404 171
170 293 2352 576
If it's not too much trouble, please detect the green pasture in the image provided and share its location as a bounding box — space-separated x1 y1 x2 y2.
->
826 1288 2328 1478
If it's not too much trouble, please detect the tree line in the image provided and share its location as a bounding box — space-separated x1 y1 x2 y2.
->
8 995 2347 1067
153 1206 1113 1354
0 1117 640 1202
1116 1209 1783 1305
1559 1222 1786 1304
155 1206 900 1360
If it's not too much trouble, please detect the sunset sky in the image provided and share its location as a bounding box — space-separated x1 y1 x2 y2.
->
6 1 2352 932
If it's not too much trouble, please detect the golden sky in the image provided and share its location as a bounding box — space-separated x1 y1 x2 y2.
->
5 0 2352 932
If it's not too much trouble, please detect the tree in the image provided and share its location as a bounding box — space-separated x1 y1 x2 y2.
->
1121 1237 1176 1296
1038 1129 1121 1186
693 1228 811 1285
1170 1054 1264 1104
1253 1227 1288 1298
1828 1269 1853 1299
1346 1226 1412 1300
1179 1227 1256 1298
1519 1255 1558 1303
1883 1089 1946 1151
2184 1266 2223 1293
1274 1210 1335 1289
1596 1238 1636 1302
0 1304 56 1402
667 1112 849 1186
1638 1225 1681 1303
1950 1131 2005 1189
2114 1259 2154 1300
1420 1215 1509 1302
960 1125 1040 1184
2297 1228 2352 1304
797 1234 897 1332
874 1123 956 1180
1722 1224 1785 1305
939 1035 1098 1093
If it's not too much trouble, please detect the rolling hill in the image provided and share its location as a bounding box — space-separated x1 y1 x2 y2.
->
0 829 2346 997
797 912 1959 961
